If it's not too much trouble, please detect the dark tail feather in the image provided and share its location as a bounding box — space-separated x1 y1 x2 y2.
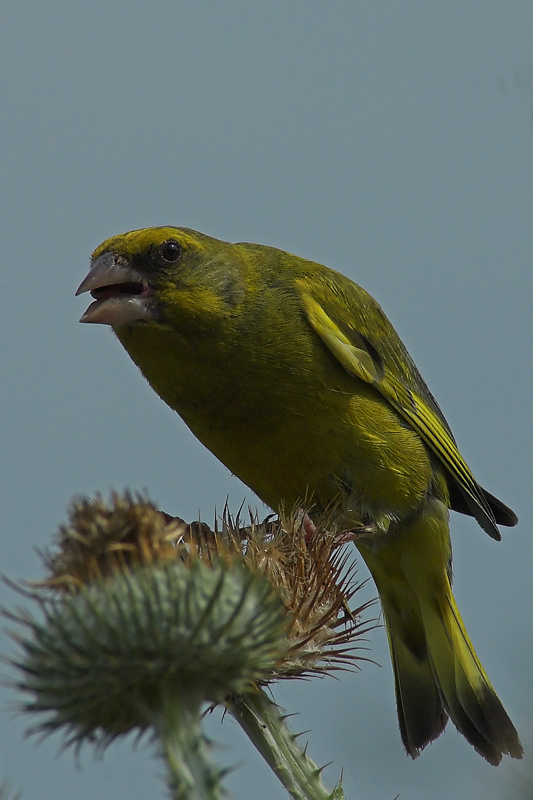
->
448 482 518 528
388 624 448 757
483 490 518 527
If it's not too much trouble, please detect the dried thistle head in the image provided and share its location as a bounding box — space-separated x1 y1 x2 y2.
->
37 491 188 589
218 505 376 678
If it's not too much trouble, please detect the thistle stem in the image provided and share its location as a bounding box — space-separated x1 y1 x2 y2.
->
146 683 224 800
228 689 346 800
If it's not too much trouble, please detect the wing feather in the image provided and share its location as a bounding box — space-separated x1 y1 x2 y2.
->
298 285 501 540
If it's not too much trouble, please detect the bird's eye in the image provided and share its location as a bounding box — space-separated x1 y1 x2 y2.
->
155 240 182 265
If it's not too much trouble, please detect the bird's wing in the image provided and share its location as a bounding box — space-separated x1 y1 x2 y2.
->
297 284 501 540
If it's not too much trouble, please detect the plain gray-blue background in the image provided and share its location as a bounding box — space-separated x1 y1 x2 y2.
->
1 2 532 798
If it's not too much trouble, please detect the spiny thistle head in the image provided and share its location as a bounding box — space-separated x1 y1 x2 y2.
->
5 491 374 750
6 557 287 747
41 492 375 676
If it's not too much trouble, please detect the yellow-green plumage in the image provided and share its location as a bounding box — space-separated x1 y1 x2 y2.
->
78 226 522 764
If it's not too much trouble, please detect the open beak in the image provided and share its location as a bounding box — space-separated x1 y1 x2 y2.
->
76 252 156 326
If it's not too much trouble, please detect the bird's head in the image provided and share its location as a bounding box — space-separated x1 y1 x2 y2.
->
76 226 248 332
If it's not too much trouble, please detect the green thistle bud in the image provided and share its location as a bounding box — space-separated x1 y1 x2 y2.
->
7 557 289 746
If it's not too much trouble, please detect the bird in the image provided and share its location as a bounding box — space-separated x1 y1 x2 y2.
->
76 225 522 764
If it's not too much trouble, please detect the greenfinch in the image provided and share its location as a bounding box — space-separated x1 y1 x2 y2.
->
77 226 522 764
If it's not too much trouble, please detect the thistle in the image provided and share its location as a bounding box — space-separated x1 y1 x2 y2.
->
5 492 375 800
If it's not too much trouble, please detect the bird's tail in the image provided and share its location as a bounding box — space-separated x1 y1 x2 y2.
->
358 498 523 765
